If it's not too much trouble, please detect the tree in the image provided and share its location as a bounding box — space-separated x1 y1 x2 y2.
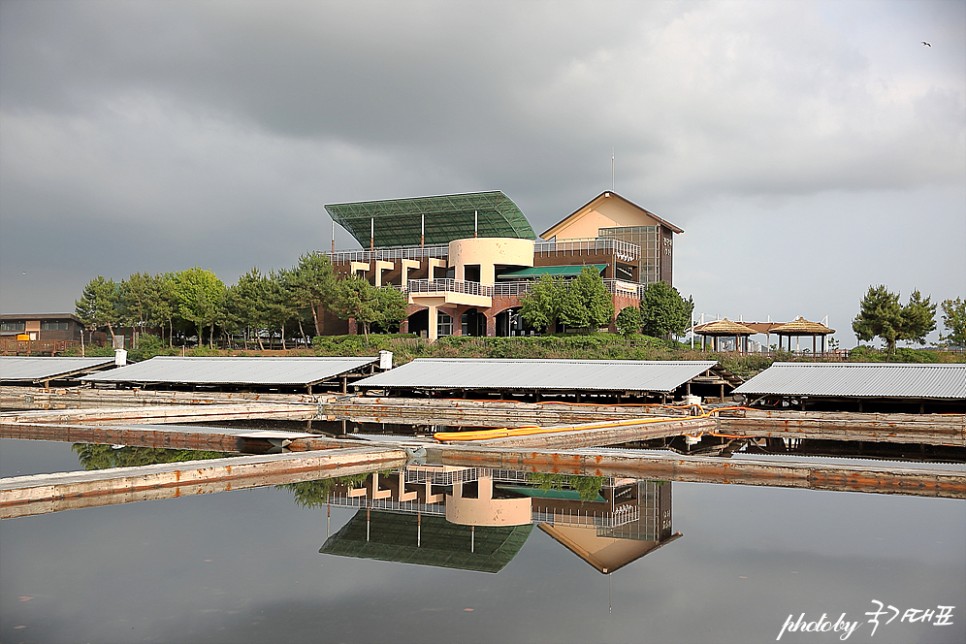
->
75 276 120 350
900 289 936 345
290 252 337 335
940 297 966 347
227 268 270 349
150 272 180 348
263 269 300 349
519 275 565 332
175 267 225 348
640 282 693 340
853 285 903 353
372 286 408 333
118 272 156 348
853 285 938 353
615 306 643 336
559 267 614 331
330 276 381 339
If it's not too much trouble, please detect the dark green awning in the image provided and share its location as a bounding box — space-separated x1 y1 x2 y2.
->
496 264 606 280
319 511 532 573
325 191 536 248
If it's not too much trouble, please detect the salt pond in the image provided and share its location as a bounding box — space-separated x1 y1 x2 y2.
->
1 439 964 644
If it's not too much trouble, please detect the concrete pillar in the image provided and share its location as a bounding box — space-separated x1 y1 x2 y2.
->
486 312 497 337
350 261 369 279
400 259 420 289
427 305 438 342
373 260 393 287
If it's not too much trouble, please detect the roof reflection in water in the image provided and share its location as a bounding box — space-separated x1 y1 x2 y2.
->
315 465 681 574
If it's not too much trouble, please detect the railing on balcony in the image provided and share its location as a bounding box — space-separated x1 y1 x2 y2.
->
406 279 493 297
534 238 640 262
491 278 645 299
320 244 450 264
321 237 641 264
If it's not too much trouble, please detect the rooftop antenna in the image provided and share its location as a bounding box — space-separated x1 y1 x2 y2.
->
611 148 615 191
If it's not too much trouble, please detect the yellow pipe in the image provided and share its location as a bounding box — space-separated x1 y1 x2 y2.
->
432 405 754 443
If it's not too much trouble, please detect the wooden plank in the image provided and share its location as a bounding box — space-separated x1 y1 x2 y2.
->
434 446 966 499
717 411 966 447
0 447 408 519
1 403 316 425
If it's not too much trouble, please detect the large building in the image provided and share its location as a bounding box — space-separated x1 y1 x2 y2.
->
322 190 682 340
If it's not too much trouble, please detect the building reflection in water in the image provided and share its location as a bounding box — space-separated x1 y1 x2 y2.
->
315 466 681 574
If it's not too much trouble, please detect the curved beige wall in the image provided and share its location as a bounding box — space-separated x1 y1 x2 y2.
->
445 494 533 527
448 237 534 285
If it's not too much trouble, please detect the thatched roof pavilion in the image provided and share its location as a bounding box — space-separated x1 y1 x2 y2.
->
692 318 757 353
770 316 835 353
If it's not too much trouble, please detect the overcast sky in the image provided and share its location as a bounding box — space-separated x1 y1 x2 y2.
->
1 0 963 346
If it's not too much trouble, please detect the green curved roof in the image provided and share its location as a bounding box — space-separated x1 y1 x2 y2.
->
319 510 532 573
325 191 536 248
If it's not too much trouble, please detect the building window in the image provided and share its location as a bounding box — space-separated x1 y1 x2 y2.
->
0 321 25 333
600 225 662 285
41 321 70 331
437 311 454 337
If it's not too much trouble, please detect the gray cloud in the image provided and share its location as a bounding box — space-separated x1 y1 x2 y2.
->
1 0 963 344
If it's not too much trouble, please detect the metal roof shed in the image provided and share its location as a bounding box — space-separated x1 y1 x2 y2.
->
734 362 966 411
354 358 740 401
81 356 379 393
0 356 117 385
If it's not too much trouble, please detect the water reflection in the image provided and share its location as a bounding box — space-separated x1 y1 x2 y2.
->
64 446 685 574
288 466 680 575
72 443 229 469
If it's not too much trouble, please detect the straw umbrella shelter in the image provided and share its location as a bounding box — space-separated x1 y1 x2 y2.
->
771 316 835 354
692 318 757 353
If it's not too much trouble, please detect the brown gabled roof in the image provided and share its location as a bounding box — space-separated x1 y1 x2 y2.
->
540 191 684 240
692 318 757 336
770 316 835 335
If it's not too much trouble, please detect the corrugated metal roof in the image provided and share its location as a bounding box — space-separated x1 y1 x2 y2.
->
81 356 378 386
354 358 722 393
733 362 966 400
0 356 116 382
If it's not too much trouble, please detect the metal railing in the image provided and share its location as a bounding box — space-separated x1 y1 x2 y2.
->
320 244 450 264
405 466 488 485
534 238 640 261
322 237 641 264
407 279 493 297
491 279 645 299
325 495 448 516
531 503 640 528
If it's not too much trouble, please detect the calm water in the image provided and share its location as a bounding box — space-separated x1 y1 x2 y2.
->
1 439 964 644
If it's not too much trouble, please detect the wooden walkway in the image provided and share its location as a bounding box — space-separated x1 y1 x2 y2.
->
2 393 965 519
0 447 407 519
436 445 966 499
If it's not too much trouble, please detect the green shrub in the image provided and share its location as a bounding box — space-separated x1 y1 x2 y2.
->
128 334 173 361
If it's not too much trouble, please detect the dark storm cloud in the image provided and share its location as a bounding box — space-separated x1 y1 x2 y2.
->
1 0 963 343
